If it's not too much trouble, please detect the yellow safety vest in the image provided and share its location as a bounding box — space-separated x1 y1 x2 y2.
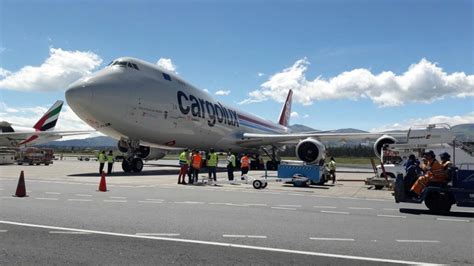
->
107 154 114 163
98 153 106 163
179 152 187 165
328 160 336 171
208 152 218 167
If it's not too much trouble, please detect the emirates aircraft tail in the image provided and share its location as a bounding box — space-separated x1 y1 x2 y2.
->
278 90 293 127
33 100 63 131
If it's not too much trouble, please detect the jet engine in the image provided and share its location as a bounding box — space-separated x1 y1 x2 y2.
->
373 135 397 158
295 138 326 164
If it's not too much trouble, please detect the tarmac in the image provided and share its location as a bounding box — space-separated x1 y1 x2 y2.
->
1 159 473 265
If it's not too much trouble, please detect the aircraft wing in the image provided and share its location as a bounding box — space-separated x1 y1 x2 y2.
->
0 130 95 146
238 131 408 146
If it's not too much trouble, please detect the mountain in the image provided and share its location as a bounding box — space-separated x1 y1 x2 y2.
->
289 124 319 133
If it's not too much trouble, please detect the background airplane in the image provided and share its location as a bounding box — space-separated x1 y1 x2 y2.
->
0 100 92 148
66 57 406 173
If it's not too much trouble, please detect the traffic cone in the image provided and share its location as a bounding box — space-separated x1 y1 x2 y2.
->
13 171 28 197
98 171 107 192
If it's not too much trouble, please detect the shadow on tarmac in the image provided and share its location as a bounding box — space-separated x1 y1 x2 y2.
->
399 208 474 218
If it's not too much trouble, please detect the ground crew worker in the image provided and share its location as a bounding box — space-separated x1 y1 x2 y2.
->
98 150 106 175
411 150 448 196
439 152 452 170
207 148 218 184
328 157 336 184
192 150 202 184
178 148 189 184
226 150 236 182
240 153 250 180
186 149 192 184
106 150 114 174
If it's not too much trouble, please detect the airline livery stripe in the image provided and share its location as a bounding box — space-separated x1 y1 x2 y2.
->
19 135 39 145
238 113 280 130
41 121 58 131
33 104 62 130
240 120 281 134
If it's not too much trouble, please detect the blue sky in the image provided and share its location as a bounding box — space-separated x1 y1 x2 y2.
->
1 0 473 132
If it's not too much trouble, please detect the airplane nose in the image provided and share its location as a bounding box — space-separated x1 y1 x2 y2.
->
65 80 93 112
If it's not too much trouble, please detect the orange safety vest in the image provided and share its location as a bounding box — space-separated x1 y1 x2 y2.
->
241 156 249 168
192 154 202 169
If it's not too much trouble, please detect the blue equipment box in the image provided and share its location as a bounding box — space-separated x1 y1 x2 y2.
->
277 163 321 183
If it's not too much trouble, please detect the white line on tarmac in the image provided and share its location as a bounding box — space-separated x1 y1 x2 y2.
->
110 196 127 199
321 211 350 215
138 201 163 204
377 214 406 219
208 202 228 205
223 235 246 238
347 207 373 210
0 230 7 232
136 233 180 236
226 203 249 207
396 240 440 243
310 238 355 241
271 207 297 211
49 231 91 235
436 218 470 223
313 206 337 209
35 198 58 201
288 193 305 196
68 199 92 202
247 235 267 239
246 204 267 206
146 199 164 201
277 205 302 208
75 194 92 197
0 220 452 265
45 192 61 195
382 208 398 211
103 200 127 203
174 201 205 204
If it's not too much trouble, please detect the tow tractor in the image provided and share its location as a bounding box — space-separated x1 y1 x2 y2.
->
394 163 474 214
251 160 329 189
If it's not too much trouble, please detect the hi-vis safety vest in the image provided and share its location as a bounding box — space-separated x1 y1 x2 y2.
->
208 153 218 167
241 156 249 168
98 153 106 163
328 160 336 171
227 154 236 167
107 154 114 163
192 154 202 169
179 152 187 165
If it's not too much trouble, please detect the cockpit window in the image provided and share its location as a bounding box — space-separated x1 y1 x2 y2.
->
110 61 140 70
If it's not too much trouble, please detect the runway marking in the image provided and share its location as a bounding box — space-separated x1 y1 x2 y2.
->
223 235 246 238
1 196 15 199
110 196 127 199
288 193 304 196
35 197 58 201
226 203 249 207
377 214 406 219
49 231 91 235
396 240 440 243
136 233 180 237
138 201 163 204
45 192 61 195
0 230 7 232
146 198 164 201
208 202 228 205
103 200 127 203
310 238 355 242
347 207 373 210
246 204 267 206
247 235 267 239
67 199 92 202
436 218 470 223
382 208 398 211
174 201 205 204
313 206 337 209
75 194 92 197
321 211 350 215
277 205 302 208
271 207 297 211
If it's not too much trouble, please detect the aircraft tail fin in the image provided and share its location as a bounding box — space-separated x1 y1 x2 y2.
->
33 100 64 131
278 89 293 127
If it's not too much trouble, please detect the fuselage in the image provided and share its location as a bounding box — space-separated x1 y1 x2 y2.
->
66 57 289 152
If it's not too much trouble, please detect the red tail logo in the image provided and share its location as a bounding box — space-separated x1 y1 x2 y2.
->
278 90 293 127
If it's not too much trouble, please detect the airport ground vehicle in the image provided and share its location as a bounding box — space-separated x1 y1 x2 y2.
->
16 147 54 166
0 149 16 165
251 160 329 189
394 164 474 214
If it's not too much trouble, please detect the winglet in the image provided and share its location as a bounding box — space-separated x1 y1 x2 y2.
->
33 100 64 131
278 90 293 127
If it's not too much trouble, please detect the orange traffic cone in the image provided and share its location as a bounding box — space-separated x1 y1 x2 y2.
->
98 171 107 192
13 171 28 197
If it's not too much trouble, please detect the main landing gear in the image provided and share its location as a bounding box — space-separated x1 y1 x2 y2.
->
122 158 144 173
262 146 280 171
119 139 146 173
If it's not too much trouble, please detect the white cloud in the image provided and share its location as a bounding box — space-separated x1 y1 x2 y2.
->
290 111 299 118
371 112 474 132
0 68 11 78
156 58 178 74
215 90 231 96
202 88 210 93
258 72 265 77
0 48 102 92
240 58 474 107
0 102 99 139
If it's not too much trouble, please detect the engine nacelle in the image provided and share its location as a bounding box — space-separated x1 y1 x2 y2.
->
295 138 326 164
143 148 166 160
373 135 397 158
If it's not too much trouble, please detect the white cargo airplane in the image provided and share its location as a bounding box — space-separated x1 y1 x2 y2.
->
0 100 92 148
66 57 405 173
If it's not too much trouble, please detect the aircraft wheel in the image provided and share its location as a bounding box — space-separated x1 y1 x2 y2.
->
253 180 263 189
131 158 144 172
374 185 384 190
261 182 268 189
122 160 132 172
425 192 452 214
